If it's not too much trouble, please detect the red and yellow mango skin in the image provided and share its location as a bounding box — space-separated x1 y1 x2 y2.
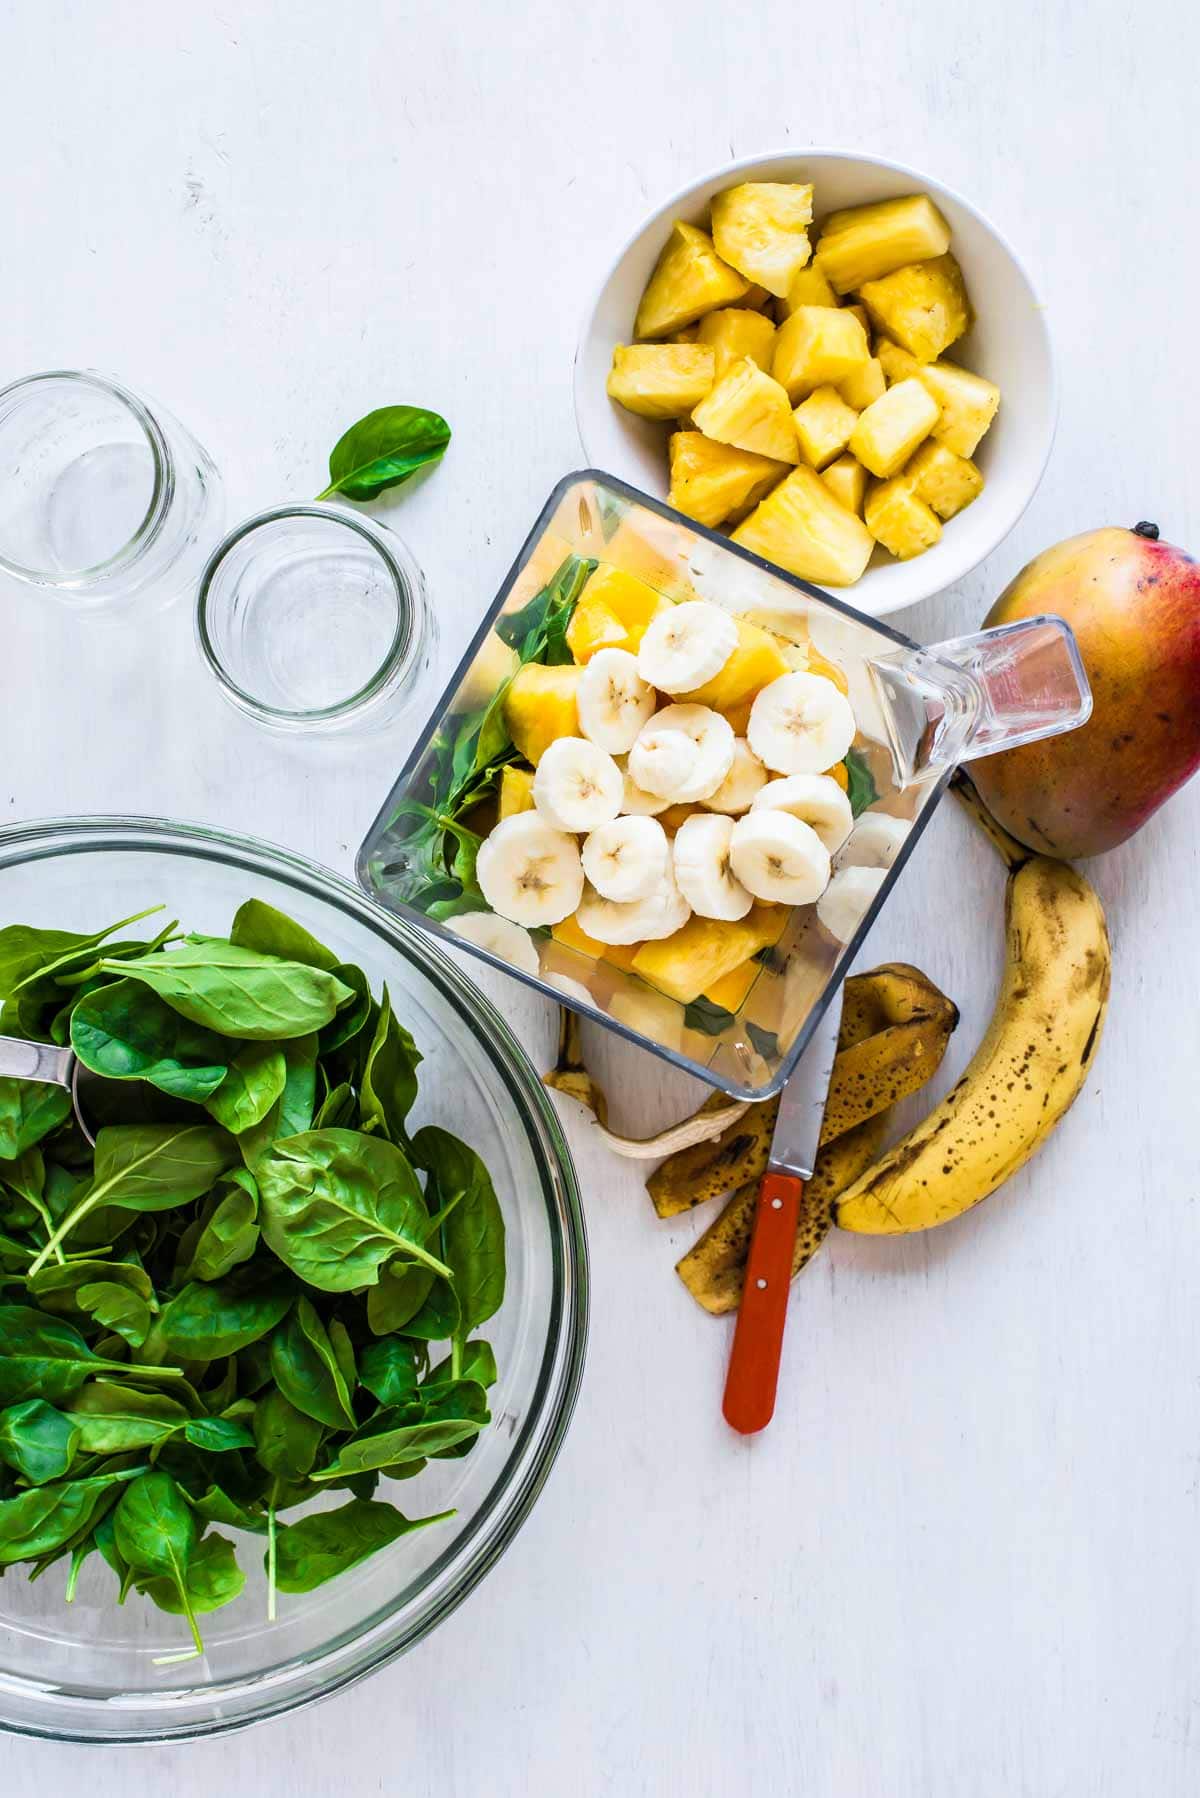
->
970 525 1200 858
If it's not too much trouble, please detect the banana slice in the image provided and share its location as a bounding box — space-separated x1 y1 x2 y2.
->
546 971 596 1008
747 672 856 775
701 738 768 815
581 815 670 903
627 704 735 803
672 814 754 921
476 812 584 927
729 808 831 905
816 864 888 943
576 648 657 754
838 812 910 870
445 910 541 975
618 757 672 817
576 867 691 945
637 600 738 694
533 737 623 833
752 773 854 854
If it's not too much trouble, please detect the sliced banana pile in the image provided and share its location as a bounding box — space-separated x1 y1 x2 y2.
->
472 597 888 972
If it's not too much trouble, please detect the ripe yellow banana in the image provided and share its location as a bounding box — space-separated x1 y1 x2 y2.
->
837 856 1110 1235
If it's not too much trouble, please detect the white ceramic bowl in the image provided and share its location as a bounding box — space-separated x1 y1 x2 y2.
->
574 149 1056 618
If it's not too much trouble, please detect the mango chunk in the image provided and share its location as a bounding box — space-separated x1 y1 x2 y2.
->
566 565 671 664
607 344 715 420
692 359 799 464
697 308 777 379
668 431 787 530
876 340 1001 458
773 306 870 402
680 614 791 709
634 221 750 340
704 960 761 1013
710 182 814 298
814 194 952 293
849 378 939 478
498 764 536 820
865 478 942 560
820 453 868 517
732 465 875 587
904 440 983 520
502 663 581 764
792 385 860 471
860 253 972 364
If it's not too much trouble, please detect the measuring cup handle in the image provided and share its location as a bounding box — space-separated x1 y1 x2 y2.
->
0 1035 75 1088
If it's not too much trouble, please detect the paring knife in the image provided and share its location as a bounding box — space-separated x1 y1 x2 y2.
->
722 993 844 1435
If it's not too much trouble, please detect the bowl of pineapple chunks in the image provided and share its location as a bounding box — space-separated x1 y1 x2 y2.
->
575 150 1055 617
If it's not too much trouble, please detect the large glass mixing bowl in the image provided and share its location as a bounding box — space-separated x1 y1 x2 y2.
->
0 818 587 1743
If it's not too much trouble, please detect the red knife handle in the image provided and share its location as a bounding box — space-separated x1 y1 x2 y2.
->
722 1170 804 1435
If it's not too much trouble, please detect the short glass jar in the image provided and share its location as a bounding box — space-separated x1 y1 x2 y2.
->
0 370 222 609
195 503 436 734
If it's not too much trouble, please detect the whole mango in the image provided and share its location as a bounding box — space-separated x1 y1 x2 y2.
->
970 523 1200 857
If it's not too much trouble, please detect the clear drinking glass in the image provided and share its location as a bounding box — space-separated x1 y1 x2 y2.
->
196 503 437 734
358 472 1090 1100
0 370 222 609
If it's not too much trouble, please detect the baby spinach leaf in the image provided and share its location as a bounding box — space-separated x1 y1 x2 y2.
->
204 1042 287 1134
0 910 162 1000
137 1528 244 1616
318 965 373 1055
495 554 597 666
0 1078 72 1163
258 1129 449 1293
316 405 451 503
70 980 230 1102
159 1267 294 1359
366 1259 438 1336
272 1496 452 1592
229 899 340 973
457 1339 498 1389
182 1416 255 1454
69 1381 190 1453
314 1081 357 1130
844 748 880 818
93 1507 135 1600
358 989 421 1142
75 1281 152 1347
104 940 353 1043
113 1471 203 1651
173 1171 259 1285
745 1022 780 1061
0 1398 79 1484
187 1482 268 1535
252 1389 323 1482
412 1126 505 1341
277 1033 319 1137
357 1337 421 1407
28 1257 154 1318
682 996 737 1038
312 1403 483 1479
269 1298 356 1431
0 1469 141 1565
0 1305 181 1404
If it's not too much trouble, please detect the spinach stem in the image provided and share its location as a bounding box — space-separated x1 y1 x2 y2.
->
267 1489 278 1623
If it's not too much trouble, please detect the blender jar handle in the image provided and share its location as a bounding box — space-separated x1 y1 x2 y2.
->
867 615 1092 785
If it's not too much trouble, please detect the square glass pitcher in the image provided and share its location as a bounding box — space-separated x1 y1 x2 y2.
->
357 473 1088 1100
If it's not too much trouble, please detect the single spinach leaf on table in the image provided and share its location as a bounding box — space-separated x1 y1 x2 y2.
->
844 748 880 818
269 1297 357 1431
0 1468 141 1565
0 1079 72 1162
101 939 353 1041
316 405 451 503
113 1470 203 1651
136 1527 245 1617
272 1497 452 1593
158 1266 294 1360
0 1305 183 1404
0 1397 80 1484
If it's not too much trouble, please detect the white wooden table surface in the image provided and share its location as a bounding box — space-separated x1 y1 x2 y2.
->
4 2 1199 1791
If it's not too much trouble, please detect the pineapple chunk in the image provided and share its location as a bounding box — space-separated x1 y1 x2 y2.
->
692 359 799 464
696 308 777 379
634 221 750 339
792 385 859 471
566 565 670 663
876 340 1001 457
814 194 952 293
859 253 973 364
552 914 640 970
502 663 581 764
849 378 939 479
710 182 814 299
671 325 701 344
778 264 838 317
607 344 715 421
844 302 870 336
680 615 791 709
838 355 886 411
865 478 942 560
498 765 536 820
904 440 984 519
704 960 760 1013
733 466 875 587
632 909 777 1004
668 432 787 530
773 306 870 402
820 454 868 517
738 283 774 312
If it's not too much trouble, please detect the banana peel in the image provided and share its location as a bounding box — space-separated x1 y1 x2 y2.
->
543 1008 609 1128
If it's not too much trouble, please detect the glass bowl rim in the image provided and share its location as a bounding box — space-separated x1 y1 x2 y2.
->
0 813 588 1744
0 370 173 588
195 503 421 725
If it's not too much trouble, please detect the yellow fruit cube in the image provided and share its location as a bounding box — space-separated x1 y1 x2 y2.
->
738 283 774 312
634 221 750 339
502 663 581 764
814 194 952 293
849 378 939 479
632 913 767 1004
566 564 671 663
680 615 791 709
904 440 984 519
792 385 860 471
696 308 777 379
710 182 814 299
820 454 868 517
498 765 536 820
564 596 625 662
552 914 640 970
671 325 701 344
844 303 870 336
692 359 799 464
838 355 886 411
879 343 1000 461
778 264 838 318
668 431 787 530
773 306 870 402
860 254 973 364
704 960 760 1012
732 465 875 587
865 479 942 560
606 344 715 420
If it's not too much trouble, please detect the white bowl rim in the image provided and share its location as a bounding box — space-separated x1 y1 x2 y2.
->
573 144 1058 618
